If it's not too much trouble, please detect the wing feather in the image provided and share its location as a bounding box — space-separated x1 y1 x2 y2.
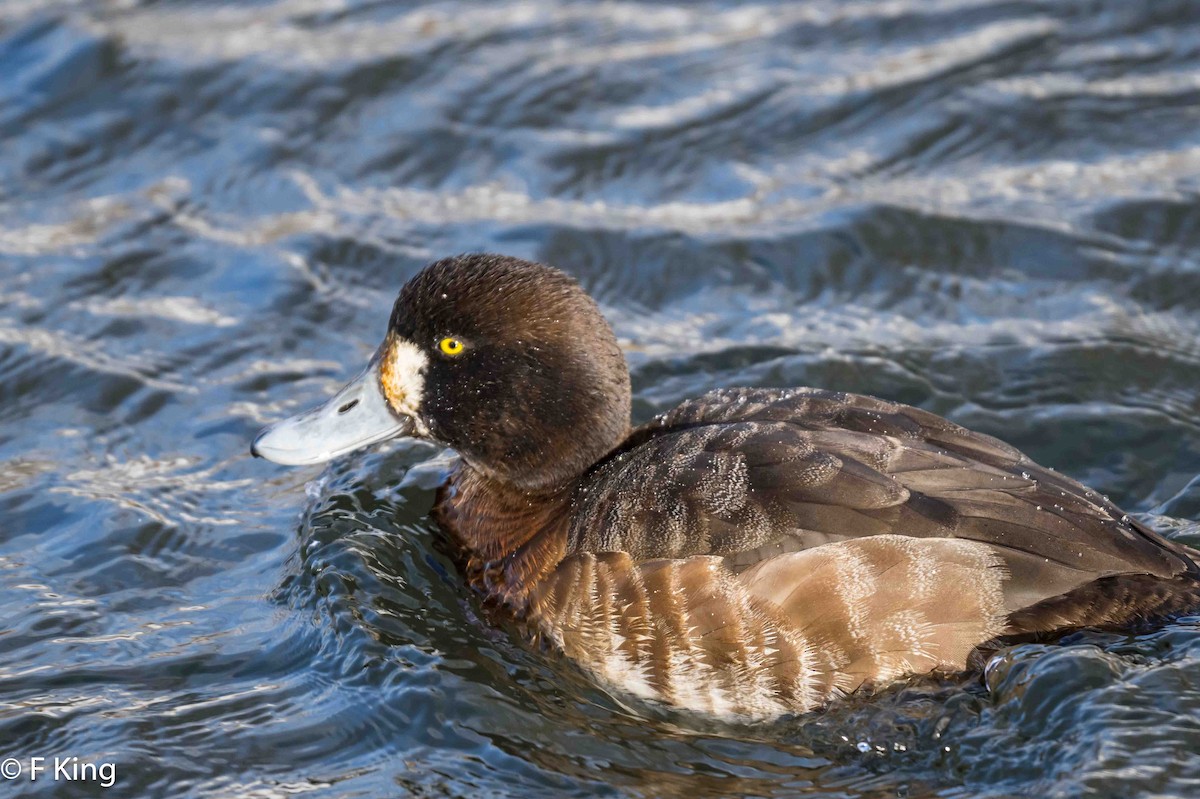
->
569 387 1197 619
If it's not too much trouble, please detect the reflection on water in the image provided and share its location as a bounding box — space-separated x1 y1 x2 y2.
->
2 0 1200 796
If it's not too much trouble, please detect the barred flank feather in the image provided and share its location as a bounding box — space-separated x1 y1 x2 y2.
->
529 536 1010 721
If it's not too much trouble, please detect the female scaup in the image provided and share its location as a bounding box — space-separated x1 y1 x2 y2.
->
253 253 1200 721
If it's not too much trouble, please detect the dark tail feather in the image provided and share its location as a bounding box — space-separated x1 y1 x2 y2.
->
1003 573 1200 638
968 574 1200 668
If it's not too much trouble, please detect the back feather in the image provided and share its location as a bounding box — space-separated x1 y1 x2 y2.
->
568 387 1199 628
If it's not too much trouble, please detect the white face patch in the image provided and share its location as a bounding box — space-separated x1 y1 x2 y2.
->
379 336 429 435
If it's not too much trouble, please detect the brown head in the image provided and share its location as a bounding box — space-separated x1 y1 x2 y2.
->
251 254 632 491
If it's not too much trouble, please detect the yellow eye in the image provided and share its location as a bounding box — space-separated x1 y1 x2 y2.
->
438 337 465 356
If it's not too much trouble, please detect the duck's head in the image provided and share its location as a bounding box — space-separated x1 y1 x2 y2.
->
251 254 631 490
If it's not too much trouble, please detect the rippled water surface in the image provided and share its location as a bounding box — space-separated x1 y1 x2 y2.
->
4 1 1200 796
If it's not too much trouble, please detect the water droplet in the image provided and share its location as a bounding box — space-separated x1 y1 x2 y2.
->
1021 471 1031 479
1036 505 1042 511
933 716 951 738
1121 515 1129 523
856 741 871 753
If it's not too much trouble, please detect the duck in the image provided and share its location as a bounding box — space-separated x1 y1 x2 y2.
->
252 253 1200 721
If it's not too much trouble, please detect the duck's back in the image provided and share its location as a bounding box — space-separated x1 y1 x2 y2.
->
528 388 1200 719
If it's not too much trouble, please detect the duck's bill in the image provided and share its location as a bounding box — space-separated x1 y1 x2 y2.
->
251 352 413 466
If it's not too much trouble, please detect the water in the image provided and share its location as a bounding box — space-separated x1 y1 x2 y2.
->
2 1 1200 796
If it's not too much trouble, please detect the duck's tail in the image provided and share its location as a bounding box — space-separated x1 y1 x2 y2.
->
1003 572 1200 638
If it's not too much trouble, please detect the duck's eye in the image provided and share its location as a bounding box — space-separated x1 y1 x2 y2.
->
438 337 466 356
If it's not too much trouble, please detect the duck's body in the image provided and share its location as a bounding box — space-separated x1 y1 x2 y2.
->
437 386 1200 720
253 254 1200 721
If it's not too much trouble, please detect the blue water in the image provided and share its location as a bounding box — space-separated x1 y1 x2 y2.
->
2 1 1200 797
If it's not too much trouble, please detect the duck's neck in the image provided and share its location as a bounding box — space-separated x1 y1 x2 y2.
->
433 465 575 613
